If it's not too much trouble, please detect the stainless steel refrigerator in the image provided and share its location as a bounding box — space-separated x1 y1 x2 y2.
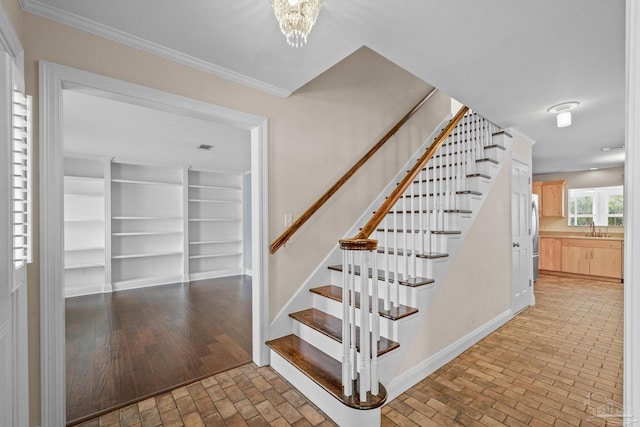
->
532 194 540 281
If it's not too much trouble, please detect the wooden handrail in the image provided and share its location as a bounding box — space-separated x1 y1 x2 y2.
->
344 105 469 244
270 88 439 254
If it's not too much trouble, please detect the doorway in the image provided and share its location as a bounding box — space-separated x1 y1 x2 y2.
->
39 62 269 425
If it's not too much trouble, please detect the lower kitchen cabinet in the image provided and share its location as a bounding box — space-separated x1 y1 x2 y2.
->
560 239 622 279
539 237 562 271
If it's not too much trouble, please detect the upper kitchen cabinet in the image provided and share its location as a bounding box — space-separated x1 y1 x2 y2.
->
532 181 543 212
533 180 567 217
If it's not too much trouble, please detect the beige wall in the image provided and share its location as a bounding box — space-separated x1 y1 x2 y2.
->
533 166 624 233
397 134 531 372
21 12 451 425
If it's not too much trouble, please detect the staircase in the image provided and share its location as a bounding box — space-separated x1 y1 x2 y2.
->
267 108 512 426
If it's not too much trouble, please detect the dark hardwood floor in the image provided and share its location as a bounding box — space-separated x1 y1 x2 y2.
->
65 275 252 425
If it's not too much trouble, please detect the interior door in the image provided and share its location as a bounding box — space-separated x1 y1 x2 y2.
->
511 157 532 313
0 51 30 427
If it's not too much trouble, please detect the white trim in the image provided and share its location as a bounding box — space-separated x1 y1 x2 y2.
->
270 351 382 427
0 1 23 66
19 0 290 98
39 61 270 425
625 0 640 423
385 309 513 402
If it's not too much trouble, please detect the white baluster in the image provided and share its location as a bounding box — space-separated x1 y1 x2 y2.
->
359 251 370 402
370 251 379 396
342 249 352 396
384 212 390 311
393 210 399 308
403 186 408 281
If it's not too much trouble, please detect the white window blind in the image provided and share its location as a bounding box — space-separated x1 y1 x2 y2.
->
12 89 32 267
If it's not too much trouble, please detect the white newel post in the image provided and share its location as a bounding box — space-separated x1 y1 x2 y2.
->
339 238 379 401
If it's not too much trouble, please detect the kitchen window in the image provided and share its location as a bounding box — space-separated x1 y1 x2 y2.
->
568 185 624 227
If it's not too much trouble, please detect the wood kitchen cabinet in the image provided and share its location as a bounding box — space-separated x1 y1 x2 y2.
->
561 239 622 279
532 181 543 213
539 237 562 271
540 180 567 217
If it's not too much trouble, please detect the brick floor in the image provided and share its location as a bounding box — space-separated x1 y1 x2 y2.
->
75 274 623 426
382 274 623 426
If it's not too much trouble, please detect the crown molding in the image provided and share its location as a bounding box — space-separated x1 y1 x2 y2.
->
0 1 24 60
19 0 292 98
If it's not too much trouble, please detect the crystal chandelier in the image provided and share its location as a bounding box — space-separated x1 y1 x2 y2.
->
272 0 323 48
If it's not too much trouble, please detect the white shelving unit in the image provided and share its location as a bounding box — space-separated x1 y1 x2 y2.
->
111 162 184 290
188 169 243 281
63 157 107 297
63 158 246 296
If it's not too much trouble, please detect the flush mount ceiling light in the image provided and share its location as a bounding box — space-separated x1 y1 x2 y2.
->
272 0 323 47
547 101 580 128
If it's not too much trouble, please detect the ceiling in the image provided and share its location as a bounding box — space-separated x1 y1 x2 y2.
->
24 0 626 174
63 90 251 172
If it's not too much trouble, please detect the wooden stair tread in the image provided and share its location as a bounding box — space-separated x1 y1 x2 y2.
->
266 334 387 409
289 308 399 357
375 228 461 236
398 191 481 198
385 209 472 214
376 248 449 259
411 173 491 183
310 285 418 320
328 265 434 287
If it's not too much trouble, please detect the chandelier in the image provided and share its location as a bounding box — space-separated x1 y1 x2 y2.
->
272 0 323 48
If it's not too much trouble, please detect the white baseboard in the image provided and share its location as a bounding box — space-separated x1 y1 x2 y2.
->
386 309 513 402
112 275 184 291
189 268 244 282
64 283 106 298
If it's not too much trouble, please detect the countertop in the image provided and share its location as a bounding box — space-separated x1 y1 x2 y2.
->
539 231 624 242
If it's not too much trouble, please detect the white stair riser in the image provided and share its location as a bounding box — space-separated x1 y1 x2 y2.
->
312 292 407 341
292 321 397 376
270 351 382 427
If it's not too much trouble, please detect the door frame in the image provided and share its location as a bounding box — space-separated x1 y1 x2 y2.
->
39 61 270 424
510 153 534 312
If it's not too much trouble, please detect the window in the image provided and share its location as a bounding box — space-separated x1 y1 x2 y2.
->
568 192 594 226
568 185 623 227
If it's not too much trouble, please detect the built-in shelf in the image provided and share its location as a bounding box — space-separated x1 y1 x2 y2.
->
188 199 241 204
188 218 241 222
188 184 241 190
189 252 241 260
187 169 243 280
65 262 105 270
112 252 183 260
63 159 246 295
112 231 182 236
112 216 182 220
63 157 107 298
111 178 181 187
65 247 104 252
190 239 242 245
